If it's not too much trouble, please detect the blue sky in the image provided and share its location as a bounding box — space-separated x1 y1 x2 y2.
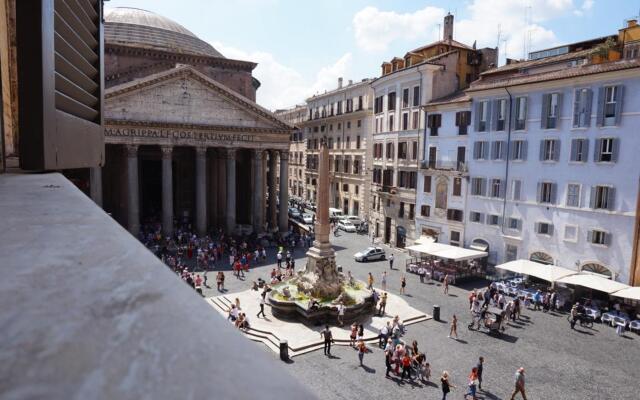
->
106 0 640 110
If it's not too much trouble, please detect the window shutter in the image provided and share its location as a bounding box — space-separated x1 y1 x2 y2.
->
539 140 545 161
572 89 581 128
582 139 589 162
596 86 606 127
514 180 522 201
553 140 561 161
589 186 596 208
593 138 602 162
498 216 503 227
521 140 528 161
550 183 557 204
555 93 564 126
522 97 528 130
491 142 497 159
510 98 518 129
474 102 481 131
455 112 460 127
614 85 625 126
473 142 479 159
491 100 499 131
541 94 550 128
481 178 487 196
534 222 539 233
499 179 506 199
587 230 593 243
584 89 593 127
499 142 506 160
611 138 620 163
483 142 489 160
517 219 523 231
17 0 104 170
536 182 542 203
509 141 516 160
479 213 485 224
604 232 611 246
570 139 578 161
607 187 616 211
548 224 554 236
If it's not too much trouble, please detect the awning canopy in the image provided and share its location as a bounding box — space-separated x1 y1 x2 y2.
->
406 242 487 262
611 286 640 300
469 239 489 252
495 259 577 282
557 272 630 294
414 236 436 245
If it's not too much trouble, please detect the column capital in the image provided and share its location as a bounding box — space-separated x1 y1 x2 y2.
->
225 148 237 160
125 144 138 157
280 149 290 159
160 145 173 159
253 149 265 161
195 146 207 157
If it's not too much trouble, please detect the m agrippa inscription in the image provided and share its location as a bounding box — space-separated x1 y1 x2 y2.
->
105 127 256 143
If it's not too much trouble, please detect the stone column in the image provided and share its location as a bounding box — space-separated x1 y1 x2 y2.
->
160 146 173 238
89 166 102 207
195 146 207 237
225 149 237 233
126 144 140 237
278 150 289 232
268 150 278 229
252 149 264 233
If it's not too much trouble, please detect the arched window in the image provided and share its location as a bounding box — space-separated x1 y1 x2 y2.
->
435 180 448 210
581 263 612 279
530 251 553 265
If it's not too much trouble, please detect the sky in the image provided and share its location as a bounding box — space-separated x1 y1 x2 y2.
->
106 0 640 110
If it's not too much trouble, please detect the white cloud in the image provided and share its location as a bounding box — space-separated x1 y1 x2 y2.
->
352 6 445 52
353 1 590 62
574 0 594 16
212 42 352 110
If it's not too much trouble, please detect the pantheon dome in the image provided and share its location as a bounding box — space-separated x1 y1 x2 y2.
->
104 7 224 58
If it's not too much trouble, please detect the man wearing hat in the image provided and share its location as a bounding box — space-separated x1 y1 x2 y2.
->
510 367 527 399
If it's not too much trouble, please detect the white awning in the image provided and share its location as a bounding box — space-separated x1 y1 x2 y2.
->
414 236 436 245
469 239 489 252
495 259 577 282
407 242 487 261
612 286 640 301
557 273 630 294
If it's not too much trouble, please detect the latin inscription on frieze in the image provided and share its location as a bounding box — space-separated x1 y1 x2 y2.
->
105 127 256 143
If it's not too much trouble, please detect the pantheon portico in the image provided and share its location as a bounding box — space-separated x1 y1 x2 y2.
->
93 8 291 237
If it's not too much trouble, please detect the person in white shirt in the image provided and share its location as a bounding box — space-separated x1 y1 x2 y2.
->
379 324 389 347
337 303 345 326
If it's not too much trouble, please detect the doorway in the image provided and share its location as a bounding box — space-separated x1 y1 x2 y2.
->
141 158 162 221
384 217 391 243
396 226 406 248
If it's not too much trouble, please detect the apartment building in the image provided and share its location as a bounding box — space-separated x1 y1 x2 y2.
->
422 19 640 284
275 105 308 199
369 13 496 248
301 78 374 218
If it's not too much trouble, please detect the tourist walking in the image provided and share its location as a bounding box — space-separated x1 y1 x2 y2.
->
441 371 455 399
337 302 345 326
256 293 266 318
400 352 412 381
477 356 484 390
389 253 394 269
385 346 393 377
465 367 479 399
510 367 527 400
350 323 358 347
418 266 425 283
443 274 449 295
448 314 458 339
400 274 407 295
357 340 368 366
378 292 388 316
367 272 374 290
320 325 334 356
381 271 387 291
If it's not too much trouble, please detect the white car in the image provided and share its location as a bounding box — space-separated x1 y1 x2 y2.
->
343 215 363 227
337 219 356 232
302 213 314 224
354 247 386 262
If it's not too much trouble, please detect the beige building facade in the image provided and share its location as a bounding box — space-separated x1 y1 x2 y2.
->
274 105 308 199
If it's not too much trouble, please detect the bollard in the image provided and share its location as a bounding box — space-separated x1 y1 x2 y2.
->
433 305 440 321
279 340 289 361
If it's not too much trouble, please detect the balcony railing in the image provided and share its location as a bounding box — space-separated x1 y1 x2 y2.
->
420 160 468 173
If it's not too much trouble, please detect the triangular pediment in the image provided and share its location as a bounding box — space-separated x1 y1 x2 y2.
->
105 67 291 131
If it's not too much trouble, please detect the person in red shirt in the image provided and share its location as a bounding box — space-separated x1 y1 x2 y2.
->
400 353 412 381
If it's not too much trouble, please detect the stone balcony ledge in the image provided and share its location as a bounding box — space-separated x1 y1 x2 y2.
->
0 173 313 400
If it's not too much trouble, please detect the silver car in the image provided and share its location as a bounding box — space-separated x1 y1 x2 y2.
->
354 247 386 262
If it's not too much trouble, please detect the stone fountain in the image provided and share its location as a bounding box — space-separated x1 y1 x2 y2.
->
268 138 375 323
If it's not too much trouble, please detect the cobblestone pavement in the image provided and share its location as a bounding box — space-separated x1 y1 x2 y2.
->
196 231 639 400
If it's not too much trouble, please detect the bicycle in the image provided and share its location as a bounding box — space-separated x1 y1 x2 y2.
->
567 314 594 329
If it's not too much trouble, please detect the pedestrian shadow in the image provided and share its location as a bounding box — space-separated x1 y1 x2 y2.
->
448 294 459 297
422 380 438 388
283 358 295 364
454 338 468 344
574 328 594 335
477 390 501 399
621 334 635 340
327 354 341 359
404 294 413 297
361 365 376 373
506 323 523 329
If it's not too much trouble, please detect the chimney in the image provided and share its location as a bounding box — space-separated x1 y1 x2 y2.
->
348 79 353 85
628 19 638 27
338 77 343 89
443 13 454 41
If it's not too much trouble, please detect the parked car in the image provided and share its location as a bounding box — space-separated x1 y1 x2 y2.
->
302 213 314 224
329 208 344 220
354 247 386 262
343 215 364 227
288 208 301 219
337 219 356 232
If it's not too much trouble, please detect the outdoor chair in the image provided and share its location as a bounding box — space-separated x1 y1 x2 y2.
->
629 320 640 333
601 313 615 326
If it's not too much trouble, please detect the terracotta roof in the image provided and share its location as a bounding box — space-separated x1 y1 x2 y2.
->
480 48 594 76
410 39 472 53
374 50 457 82
426 92 471 107
469 58 640 91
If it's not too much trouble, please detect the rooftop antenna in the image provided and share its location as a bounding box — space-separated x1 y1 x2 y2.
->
497 24 502 49
437 23 441 41
502 37 508 62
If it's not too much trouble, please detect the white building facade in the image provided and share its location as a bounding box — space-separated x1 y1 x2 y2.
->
275 105 308 199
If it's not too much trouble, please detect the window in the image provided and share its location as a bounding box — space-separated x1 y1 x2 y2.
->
402 113 409 130
566 183 581 207
487 214 500 226
564 225 578 242
491 179 504 198
427 114 441 136
428 146 437 168
398 142 408 159
353 160 360 174
588 229 610 246
511 179 522 201
505 245 518 262
470 211 483 223
494 99 507 131
473 141 489 160
343 158 350 173
590 185 615 210
450 231 461 246
542 92 562 129
409 204 415 219
399 202 405 218
412 86 420 107
412 141 418 161
402 88 409 108
455 111 471 135
447 209 463 222
594 138 617 163
471 177 486 196
538 182 556 204
603 86 618 125
356 136 361 149
453 178 462 196
342 184 349 192
355 185 359 195
374 96 384 114
491 141 506 160
510 140 527 161
412 111 419 129
509 218 522 231
536 222 554 236
514 97 527 130
540 139 560 162
347 121 351 129
337 123 341 130
409 171 417 189
335 183 340 192
573 88 593 128
346 137 351 149
388 114 394 131
475 101 489 132
386 142 394 159
423 176 432 193
570 139 589 162
388 92 396 111
336 137 341 148
420 205 431 217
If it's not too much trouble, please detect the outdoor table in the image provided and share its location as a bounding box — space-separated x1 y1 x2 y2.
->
584 307 601 320
602 312 630 326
